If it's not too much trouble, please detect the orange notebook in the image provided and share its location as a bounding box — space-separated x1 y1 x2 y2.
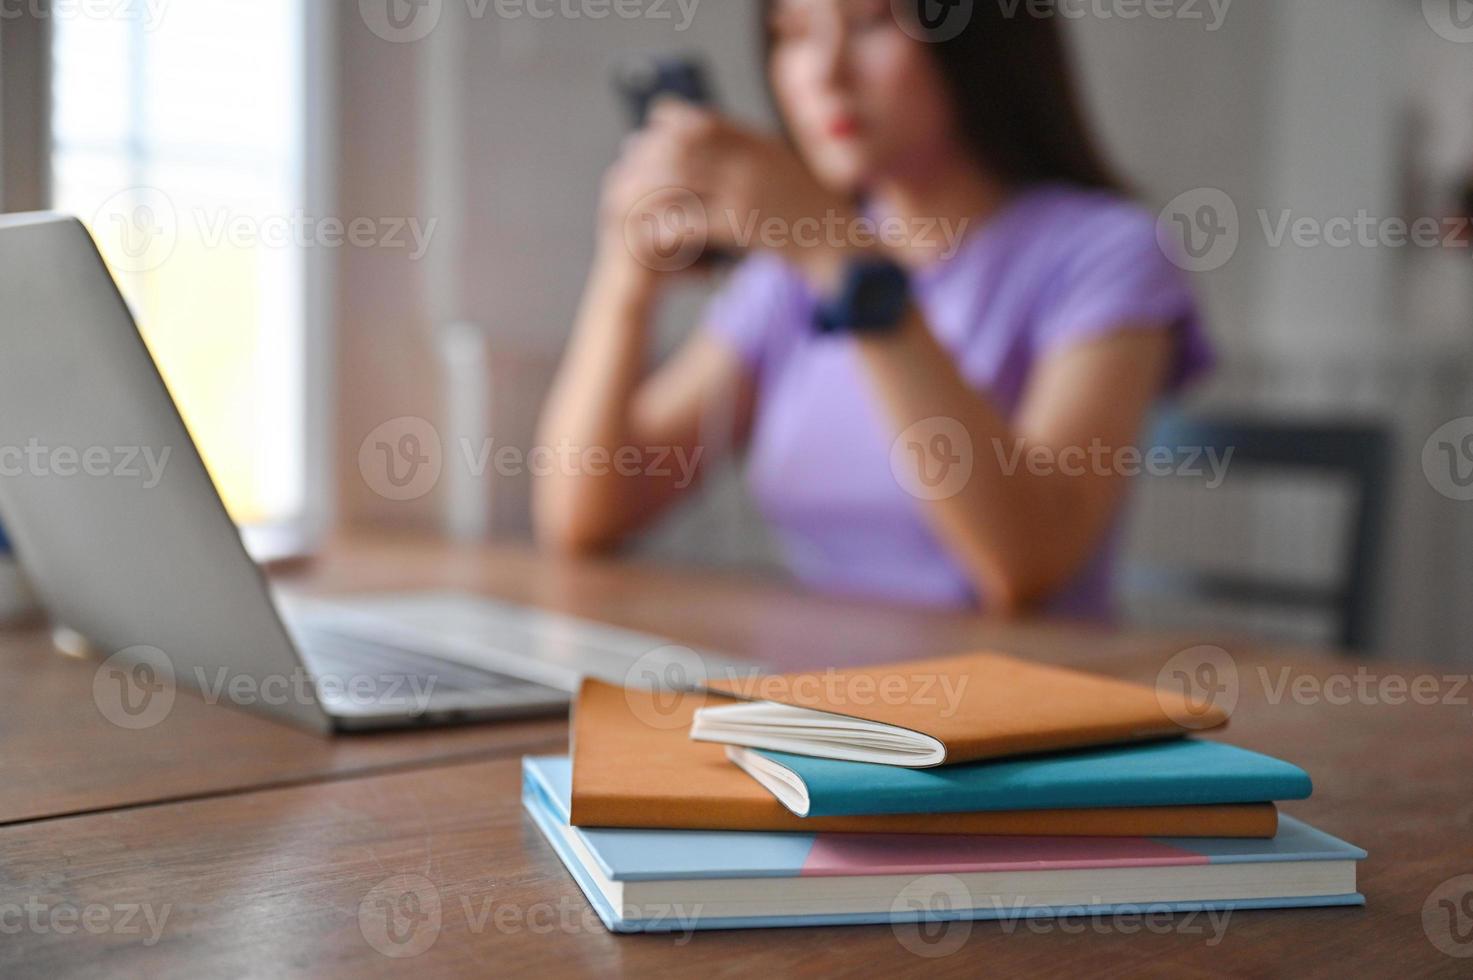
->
691 651 1229 767
571 680 1275 838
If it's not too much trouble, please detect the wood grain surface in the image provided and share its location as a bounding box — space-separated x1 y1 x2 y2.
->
1 532 1469 976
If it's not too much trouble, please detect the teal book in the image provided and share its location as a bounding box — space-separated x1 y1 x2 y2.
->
728 739 1312 818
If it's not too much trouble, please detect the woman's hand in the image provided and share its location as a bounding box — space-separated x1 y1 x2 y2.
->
599 99 860 289
540 103 779 555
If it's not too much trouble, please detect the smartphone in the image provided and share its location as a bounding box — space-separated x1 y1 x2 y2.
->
614 55 716 128
613 55 730 268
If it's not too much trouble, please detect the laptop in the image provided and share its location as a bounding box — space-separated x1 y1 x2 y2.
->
0 212 748 732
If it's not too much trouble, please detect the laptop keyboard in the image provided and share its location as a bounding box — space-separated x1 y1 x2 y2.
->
295 628 564 700
272 591 759 714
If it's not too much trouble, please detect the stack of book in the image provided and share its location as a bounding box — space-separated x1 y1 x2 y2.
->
523 652 1365 933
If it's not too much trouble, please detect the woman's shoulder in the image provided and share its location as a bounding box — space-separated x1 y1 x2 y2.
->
1005 183 1162 255
971 183 1185 303
1000 184 1210 385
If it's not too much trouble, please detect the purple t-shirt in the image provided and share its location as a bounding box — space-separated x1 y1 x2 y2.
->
702 183 1212 617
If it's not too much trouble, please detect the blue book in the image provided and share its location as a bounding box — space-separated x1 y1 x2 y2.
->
727 739 1312 817
522 757 1364 934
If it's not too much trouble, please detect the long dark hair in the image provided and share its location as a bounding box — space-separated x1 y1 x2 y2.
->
761 1 1120 192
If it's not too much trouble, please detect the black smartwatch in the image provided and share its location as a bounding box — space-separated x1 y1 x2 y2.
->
813 258 910 336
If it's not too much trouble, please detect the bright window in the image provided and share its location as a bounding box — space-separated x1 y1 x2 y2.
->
50 0 311 528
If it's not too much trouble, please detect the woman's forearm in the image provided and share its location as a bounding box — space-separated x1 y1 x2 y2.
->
853 308 1168 611
532 253 660 553
854 312 1057 608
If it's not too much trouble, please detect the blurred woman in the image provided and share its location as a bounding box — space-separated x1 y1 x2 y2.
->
534 0 1211 617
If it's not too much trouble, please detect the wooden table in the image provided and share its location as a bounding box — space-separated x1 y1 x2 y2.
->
2 532 1469 977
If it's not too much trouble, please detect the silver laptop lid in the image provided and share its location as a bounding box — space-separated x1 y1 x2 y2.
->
0 213 330 733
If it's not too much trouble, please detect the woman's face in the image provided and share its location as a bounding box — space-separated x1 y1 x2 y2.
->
768 0 963 193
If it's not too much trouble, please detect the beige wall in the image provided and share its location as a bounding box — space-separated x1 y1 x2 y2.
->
0 11 51 212
334 1 778 555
